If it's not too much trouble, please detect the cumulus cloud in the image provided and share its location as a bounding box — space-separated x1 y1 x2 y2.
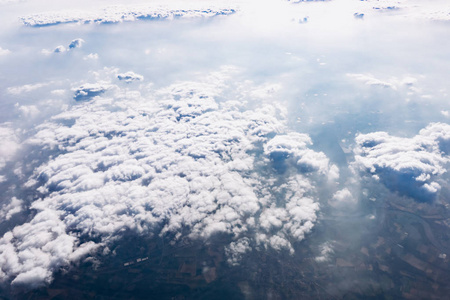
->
264 132 339 180
83 53 98 60
48 38 85 54
0 67 337 287
354 123 450 202
0 125 20 171
53 45 66 53
72 82 112 101
68 38 84 49
315 241 334 262
117 71 144 83
0 197 23 221
15 104 40 119
225 238 251 266
329 188 357 207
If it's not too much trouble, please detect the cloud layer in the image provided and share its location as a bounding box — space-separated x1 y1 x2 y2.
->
0 68 337 287
20 5 236 27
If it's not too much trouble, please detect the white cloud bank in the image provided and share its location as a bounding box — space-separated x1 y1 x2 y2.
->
0 67 337 287
354 123 450 202
20 5 236 27
352 0 450 22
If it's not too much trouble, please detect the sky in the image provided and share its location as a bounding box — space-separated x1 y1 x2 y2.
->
0 0 449 296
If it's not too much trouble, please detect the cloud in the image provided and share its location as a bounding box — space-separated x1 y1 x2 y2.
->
347 73 396 89
0 47 11 56
315 241 334 262
53 45 66 53
354 123 450 202
68 38 84 49
225 238 251 266
0 197 23 221
0 125 20 171
264 132 339 180
72 82 112 101
355 0 450 22
48 38 85 54
20 5 236 27
0 67 337 287
0 0 23 4
83 53 98 60
7 83 50 95
330 188 357 207
117 71 144 83
15 104 40 119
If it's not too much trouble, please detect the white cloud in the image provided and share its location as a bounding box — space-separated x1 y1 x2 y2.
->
117 71 144 83
0 0 23 4
347 73 396 89
53 45 66 53
315 241 334 262
83 53 98 60
72 82 112 101
329 188 357 207
20 5 236 27
225 238 251 266
7 82 50 95
0 47 11 56
355 0 450 22
0 125 20 171
264 132 339 179
42 38 85 54
0 197 23 221
16 104 40 118
0 67 336 287
68 38 84 49
354 123 450 202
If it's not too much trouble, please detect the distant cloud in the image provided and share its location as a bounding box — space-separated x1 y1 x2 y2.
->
315 241 334 262
68 38 84 49
0 67 337 287
347 73 395 89
0 197 23 221
43 38 85 54
21 5 236 27
0 47 11 56
83 53 98 60
72 82 111 101
0 125 20 171
53 45 66 53
354 123 450 202
0 0 23 4
15 104 40 118
330 188 357 207
356 0 450 22
117 71 144 83
7 82 50 95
